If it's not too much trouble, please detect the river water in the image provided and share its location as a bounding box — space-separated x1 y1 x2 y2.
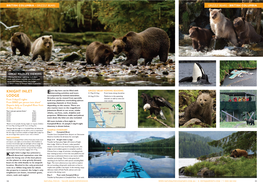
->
89 151 175 178
179 62 216 86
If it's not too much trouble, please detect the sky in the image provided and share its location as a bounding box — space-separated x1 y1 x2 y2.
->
89 131 175 144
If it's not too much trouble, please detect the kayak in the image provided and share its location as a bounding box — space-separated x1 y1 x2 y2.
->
117 158 151 178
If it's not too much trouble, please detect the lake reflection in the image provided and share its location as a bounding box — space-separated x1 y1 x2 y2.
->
88 151 175 178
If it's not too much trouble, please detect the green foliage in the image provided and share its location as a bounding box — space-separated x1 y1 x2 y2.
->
95 0 175 35
208 131 257 154
220 121 257 128
220 60 257 82
179 132 223 158
184 157 257 177
138 90 175 128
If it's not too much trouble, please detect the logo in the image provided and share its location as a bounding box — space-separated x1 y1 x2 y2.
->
112 104 123 110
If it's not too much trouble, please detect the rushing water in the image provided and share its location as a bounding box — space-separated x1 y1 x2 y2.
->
89 151 175 178
179 62 216 86
221 69 257 86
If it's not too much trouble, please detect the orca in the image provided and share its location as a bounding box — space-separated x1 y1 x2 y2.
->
179 62 211 84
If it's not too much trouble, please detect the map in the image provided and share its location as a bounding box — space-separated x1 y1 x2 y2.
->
88 102 126 128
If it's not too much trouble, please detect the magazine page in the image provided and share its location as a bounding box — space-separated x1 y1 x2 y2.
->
0 0 261 185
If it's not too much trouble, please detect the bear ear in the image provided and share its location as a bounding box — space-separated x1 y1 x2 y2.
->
112 36 116 41
219 9 222 13
122 36 127 43
209 8 212 12
49 35 52 39
199 91 202 95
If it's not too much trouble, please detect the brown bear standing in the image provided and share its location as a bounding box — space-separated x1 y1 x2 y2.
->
230 149 248 158
86 41 114 65
189 26 212 51
184 92 213 125
112 27 170 66
11 32 31 56
209 9 239 46
31 35 53 61
233 17 263 45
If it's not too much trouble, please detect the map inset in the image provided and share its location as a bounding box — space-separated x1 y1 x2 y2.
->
88 102 126 128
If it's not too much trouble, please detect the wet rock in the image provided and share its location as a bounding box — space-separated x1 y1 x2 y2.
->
197 167 215 177
61 50 84 62
67 75 91 85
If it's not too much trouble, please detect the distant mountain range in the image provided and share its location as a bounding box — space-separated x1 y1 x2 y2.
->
134 136 165 143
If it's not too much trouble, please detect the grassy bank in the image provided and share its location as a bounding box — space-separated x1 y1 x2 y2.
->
184 156 257 177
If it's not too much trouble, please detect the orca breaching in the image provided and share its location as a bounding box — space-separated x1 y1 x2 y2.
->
179 62 210 84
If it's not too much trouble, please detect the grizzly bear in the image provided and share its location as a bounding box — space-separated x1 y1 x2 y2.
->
11 32 31 56
233 17 263 45
189 26 212 51
230 149 248 158
184 92 213 125
244 118 255 125
112 27 170 66
31 35 53 61
209 9 239 46
86 41 114 65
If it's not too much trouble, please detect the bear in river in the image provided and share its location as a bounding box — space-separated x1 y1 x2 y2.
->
209 9 239 46
233 17 263 46
11 32 31 56
189 26 212 51
86 41 114 65
230 149 248 158
112 27 170 66
184 92 213 125
31 35 53 61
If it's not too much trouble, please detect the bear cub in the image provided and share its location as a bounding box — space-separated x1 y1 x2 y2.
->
233 17 263 45
86 41 114 65
184 91 213 125
189 26 212 51
11 32 31 56
112 27 170 66
209 9 239 46
31 35 53 61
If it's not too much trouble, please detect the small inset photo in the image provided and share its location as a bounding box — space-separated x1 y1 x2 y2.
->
179 90 216 128
179 60 216 86
138 90 175 128
220 90 257 128
220 60 257 86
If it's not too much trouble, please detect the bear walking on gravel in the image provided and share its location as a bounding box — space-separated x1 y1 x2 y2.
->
233 17 263 45
86 41 114 65
11 32 31 56
183 92 213 125
189 26 212 51
230 149 248 158
112 27 170 66
209 9 239 46
31 35 54 61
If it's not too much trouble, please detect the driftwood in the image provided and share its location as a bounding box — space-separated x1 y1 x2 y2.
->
146 116 172 128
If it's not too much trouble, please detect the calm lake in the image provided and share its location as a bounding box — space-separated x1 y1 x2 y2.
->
89 151 175 178
221 69 257 86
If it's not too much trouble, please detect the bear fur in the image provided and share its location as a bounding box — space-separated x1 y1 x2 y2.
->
112 27 170 66
11 32 31 56
31 35 53 61
86 41 114 65
189 26 212 51
184 92 213 125
233 17 263 45
244 118 255 125
230 149 248 158
209 9 239 46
